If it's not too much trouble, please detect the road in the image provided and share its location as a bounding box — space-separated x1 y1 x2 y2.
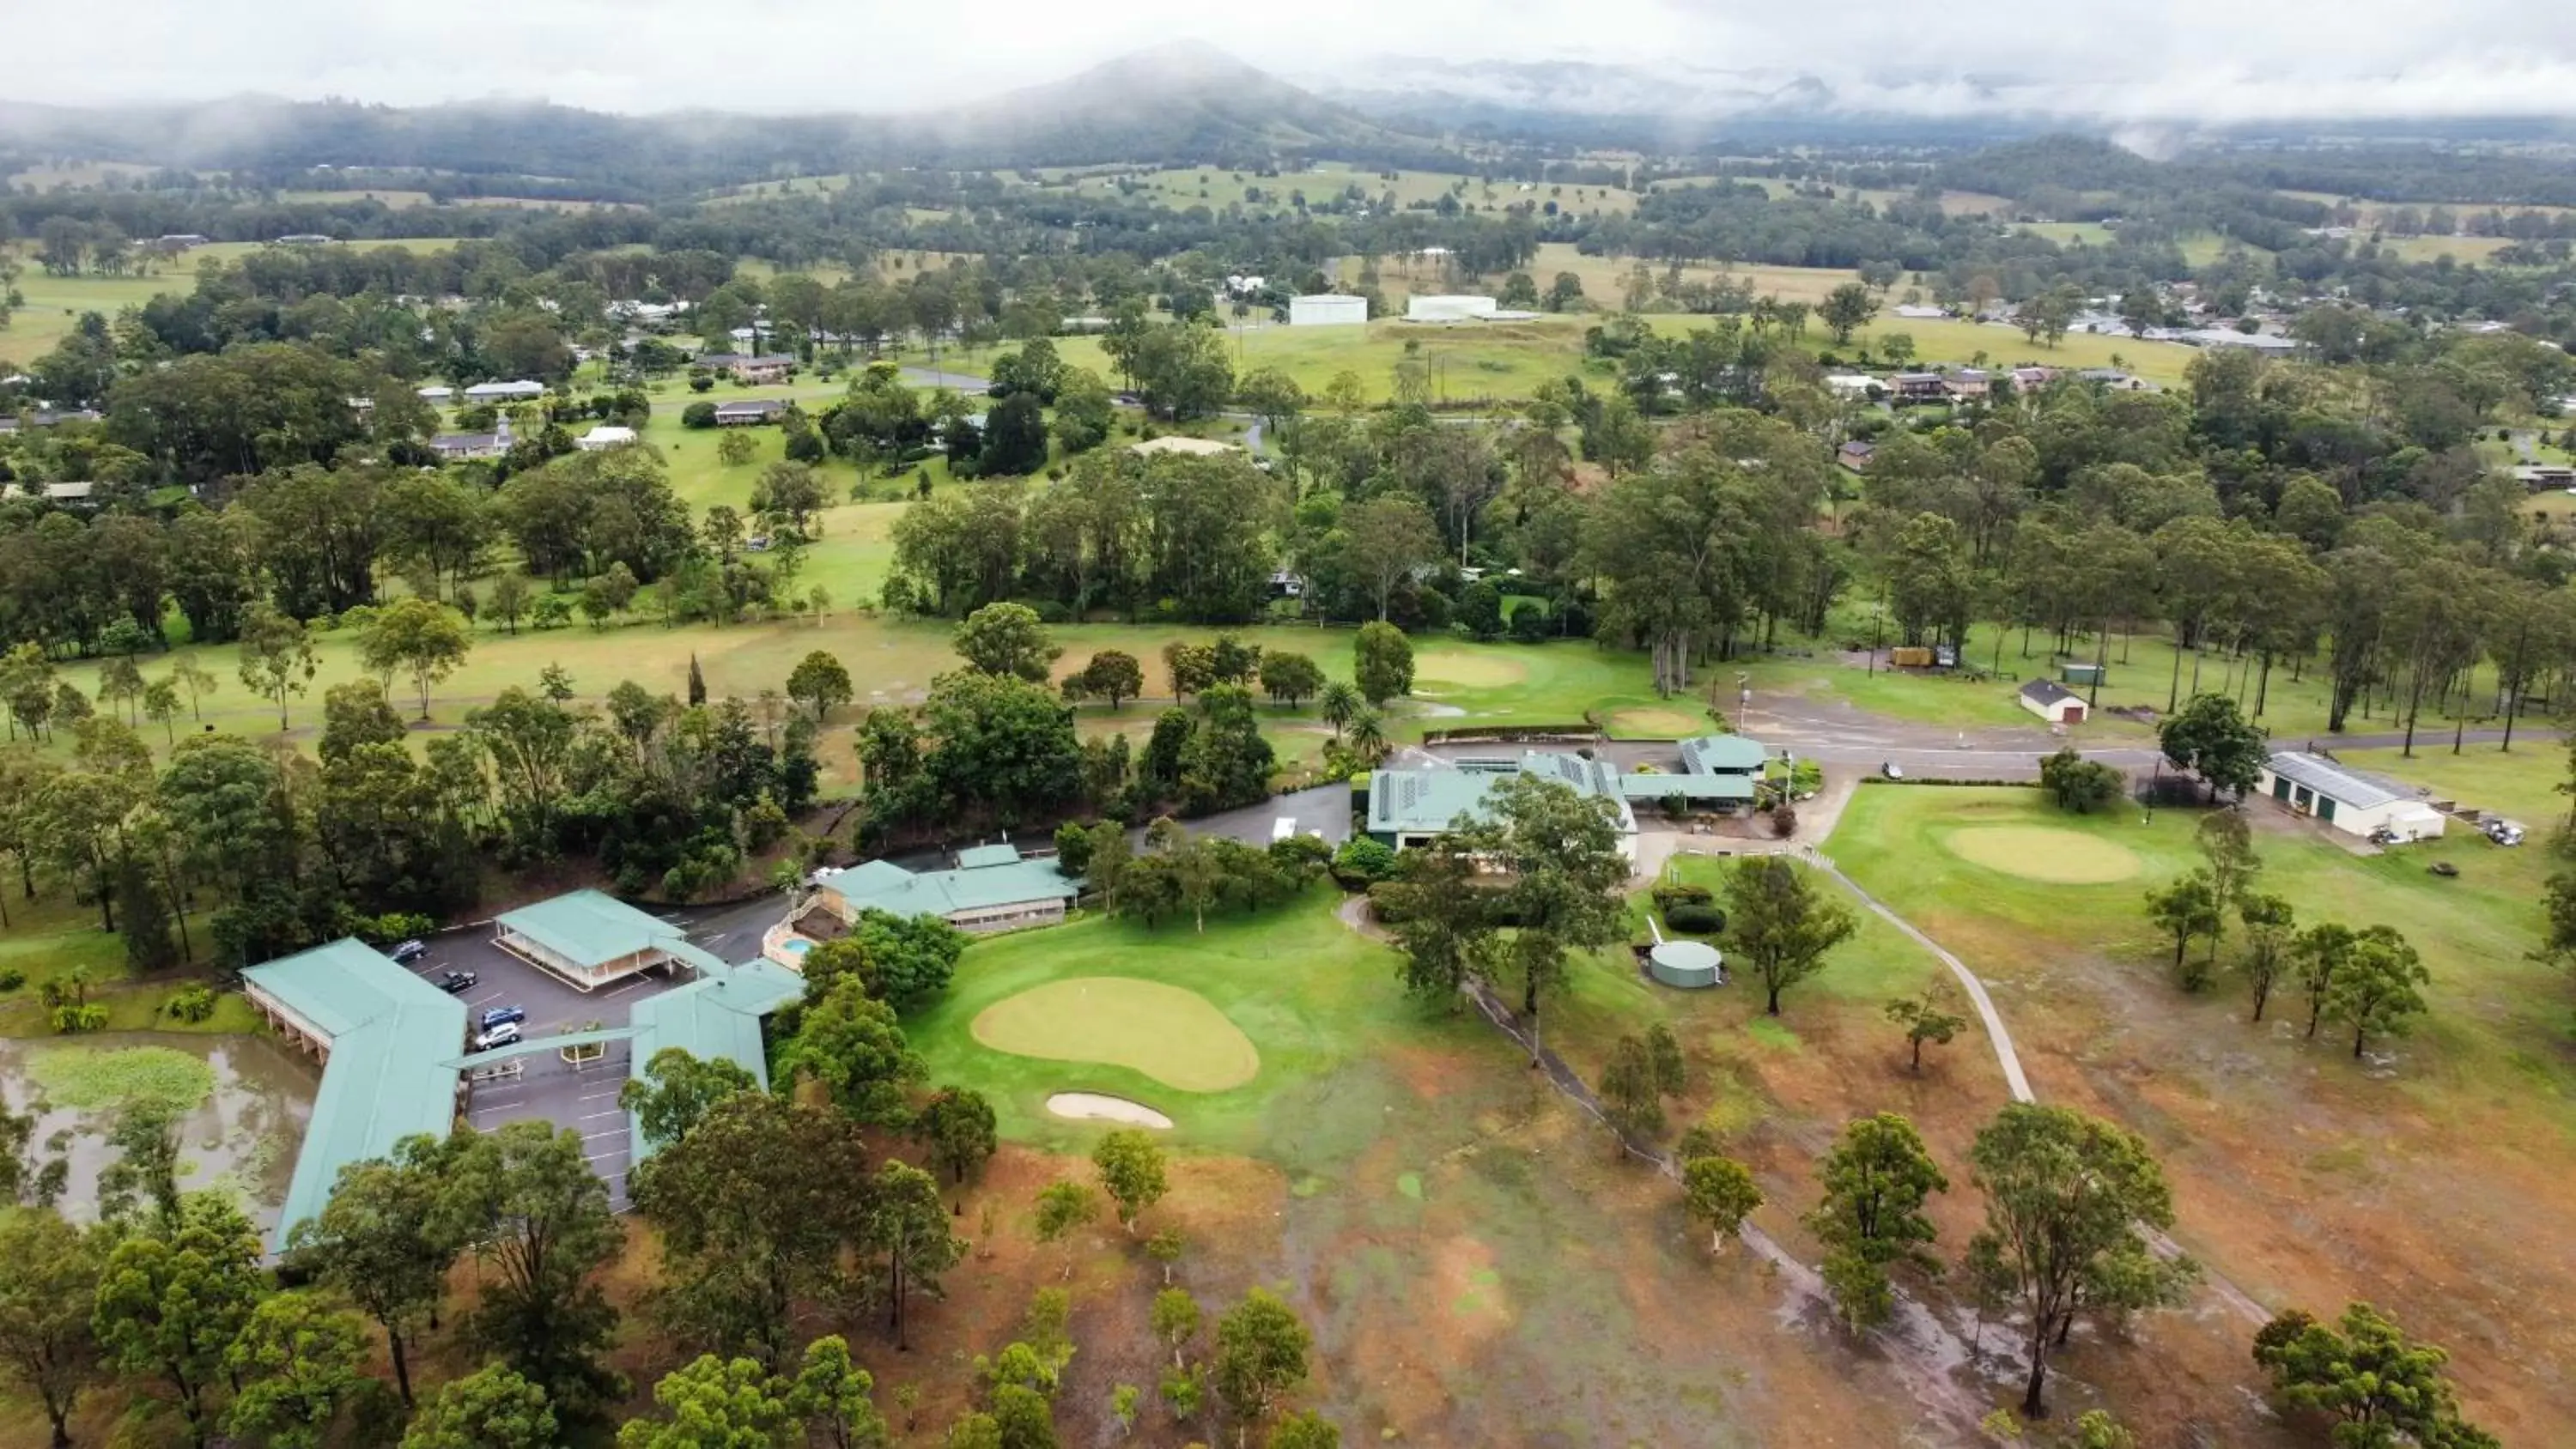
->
897 366 989 395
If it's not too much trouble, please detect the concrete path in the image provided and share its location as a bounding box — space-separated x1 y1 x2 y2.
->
1812 858 2035 1101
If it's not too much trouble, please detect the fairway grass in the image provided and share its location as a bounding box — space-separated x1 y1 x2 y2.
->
1603 706 1711 738
970 976 1260 1092
1945 824 2142 882
1411 652 1528 688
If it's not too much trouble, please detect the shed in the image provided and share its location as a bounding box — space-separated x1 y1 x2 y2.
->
2061 663 2107 687
576 424 637 452
2019 679 2087 724
1647 939 1723 989
1288 294 1368 327
2256 751 2446 840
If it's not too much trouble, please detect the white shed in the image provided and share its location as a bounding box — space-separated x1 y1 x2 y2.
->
2257 752 2445 840
577 424 637 452
1288 294 1369 327
2018 679 2088 724
1405 294 1498 322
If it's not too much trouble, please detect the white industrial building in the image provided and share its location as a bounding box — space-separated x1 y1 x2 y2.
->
1289 294 1369 327
1406 294 1498 322
576 424 638 452
2255 752 2445 841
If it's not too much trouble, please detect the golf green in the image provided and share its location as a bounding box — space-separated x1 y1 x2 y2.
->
969 976 1261 1091
1946 826 2143 883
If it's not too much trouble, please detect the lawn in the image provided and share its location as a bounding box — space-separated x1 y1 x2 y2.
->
1054 315 1596 406
969 975 1261 1091
1829 783 2576 1443
908 892 1437 1153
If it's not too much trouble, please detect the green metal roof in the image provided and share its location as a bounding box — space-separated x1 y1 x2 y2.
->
1680 734 1769 773
495 889 715 971
822 855 1080 918
243 940 466 1251
626 958 806 1161
1368 752 1639 835
1619 773 1757 801
954 843 1024 870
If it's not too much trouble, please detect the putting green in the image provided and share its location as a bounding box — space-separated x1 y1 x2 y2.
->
1413 652 1529 688
970 977 1260 1091
1946 827 2143 884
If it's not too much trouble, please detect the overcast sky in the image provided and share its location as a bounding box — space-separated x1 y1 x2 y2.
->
10 0 2576 122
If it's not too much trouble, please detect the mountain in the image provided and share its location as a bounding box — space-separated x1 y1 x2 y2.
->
920 41 1419 167
0 44 1443 193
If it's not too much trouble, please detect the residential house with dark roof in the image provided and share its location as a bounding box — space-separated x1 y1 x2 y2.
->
697 353 796 383
1837 440 1874 472
713 398 789 427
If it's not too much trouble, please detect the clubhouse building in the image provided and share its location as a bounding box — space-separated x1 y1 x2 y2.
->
1364 735 1775 858
769 845 1083 965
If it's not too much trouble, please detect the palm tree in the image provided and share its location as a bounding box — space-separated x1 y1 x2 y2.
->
1346 707 1389 767
1318 680 1361 741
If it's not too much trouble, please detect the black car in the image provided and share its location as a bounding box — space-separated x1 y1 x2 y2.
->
434 970 478 994
481 1004 527 1030
389 939 429 964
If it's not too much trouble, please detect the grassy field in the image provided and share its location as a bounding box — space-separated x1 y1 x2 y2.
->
1838 315 2203 385
1055 315 1597 405
882 883 1993 1444
1831 783 2576 1444
1 238 463 367
2018 221 2116 246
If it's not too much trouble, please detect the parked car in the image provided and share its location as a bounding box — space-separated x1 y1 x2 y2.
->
389 939 428 963
472 1022 523 1052
434 970 478 994
480 1004 527 1030
2486 821 2526 847
1880 761 1904 779
2428 861 2461 878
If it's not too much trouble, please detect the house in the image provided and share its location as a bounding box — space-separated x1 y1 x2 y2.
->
698 352 795 383
1365 753 1641 859
1289 294 1369 327
1888 373 1950 402
151 233 211 252
2256 751 2446 840
1823 373 1880 397
416 385 454 404
2018 679 2088 724
1267 569 1308 599
785 846 1082 950
2512 464 2576 491
1893 303 1948 320
42 482 98 505
430 416 513 460
1837 440 1875 472
274 233 338 246
1637 733 1772 813
463 379 546 403
577 424 638 452
1947 368 1992 399
2077 368 2150 391
494 888 726 991
2010 366 2057 391
713 398 788 427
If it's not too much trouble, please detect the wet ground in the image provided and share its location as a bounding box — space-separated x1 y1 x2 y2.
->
0 1032 314 1230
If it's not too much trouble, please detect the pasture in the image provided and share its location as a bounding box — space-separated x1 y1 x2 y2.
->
1054 315 1596 405
1030 162 1643 219
1 238 463 366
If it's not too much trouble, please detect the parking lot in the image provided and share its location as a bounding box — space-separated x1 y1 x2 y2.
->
390 920 699 1211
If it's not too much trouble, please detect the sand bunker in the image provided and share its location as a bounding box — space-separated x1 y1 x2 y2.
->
1046 1092 1174 1129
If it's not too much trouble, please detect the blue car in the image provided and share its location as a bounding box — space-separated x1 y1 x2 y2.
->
480 1004 527 1030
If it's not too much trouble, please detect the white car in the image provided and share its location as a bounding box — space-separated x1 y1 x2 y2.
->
1880 761 1905 780
472 1022 523 1052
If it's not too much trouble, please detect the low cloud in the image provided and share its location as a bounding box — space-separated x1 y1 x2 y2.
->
6 0 2573 124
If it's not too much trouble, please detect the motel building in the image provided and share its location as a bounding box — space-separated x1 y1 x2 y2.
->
493 888 727 991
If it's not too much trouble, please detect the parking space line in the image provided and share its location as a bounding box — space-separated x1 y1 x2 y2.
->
577 1109 625 1122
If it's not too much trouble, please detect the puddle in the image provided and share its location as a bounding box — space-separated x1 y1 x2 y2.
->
1043 1091 1173 1129
0 1033 317 1231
